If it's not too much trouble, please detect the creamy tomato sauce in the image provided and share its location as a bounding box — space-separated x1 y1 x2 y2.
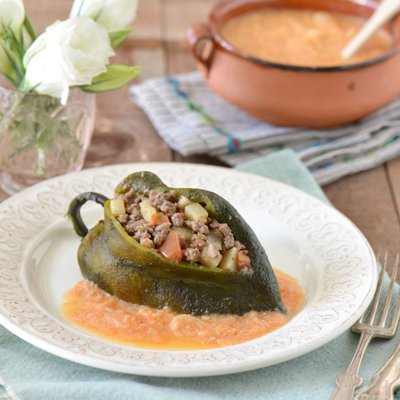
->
222 9 394 67
62 270 304 350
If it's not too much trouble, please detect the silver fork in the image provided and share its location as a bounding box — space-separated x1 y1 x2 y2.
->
330 253 400 400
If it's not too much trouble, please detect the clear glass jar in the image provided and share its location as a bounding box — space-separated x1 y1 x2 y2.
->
0 87 95 194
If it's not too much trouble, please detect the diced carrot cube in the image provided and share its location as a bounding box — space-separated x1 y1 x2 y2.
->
159 231 183 263
237 251 251 269
150 213 170 226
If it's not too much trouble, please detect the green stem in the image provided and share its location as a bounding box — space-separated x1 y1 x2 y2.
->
2 45 23 84
11 29 26 75
23 16 37 42
37 147 46 175
0 91 25 154
0 41 18 86
2 29 27 84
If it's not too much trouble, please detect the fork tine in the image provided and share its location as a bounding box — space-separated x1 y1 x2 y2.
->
388 255 400 333
365 252 387 324
354 251 382 326
389 292 400 334
379 253 399 326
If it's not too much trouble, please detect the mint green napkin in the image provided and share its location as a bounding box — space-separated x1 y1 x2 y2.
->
1 149 399 400
236 149 327 202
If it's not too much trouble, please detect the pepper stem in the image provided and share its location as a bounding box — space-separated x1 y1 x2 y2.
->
67 192 109 237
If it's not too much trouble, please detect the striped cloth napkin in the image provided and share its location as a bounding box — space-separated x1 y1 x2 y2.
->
130 72 400 185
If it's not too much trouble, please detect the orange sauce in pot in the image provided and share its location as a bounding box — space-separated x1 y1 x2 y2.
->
61 270 304 350
222 9 394 67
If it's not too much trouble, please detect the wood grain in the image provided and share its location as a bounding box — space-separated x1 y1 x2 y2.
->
24 0 163 45
386 159 400 221
166 45 197 74
325 167 400 256
162 0 218 44
86 111 172 168
132 0 163 45
24 0 71 31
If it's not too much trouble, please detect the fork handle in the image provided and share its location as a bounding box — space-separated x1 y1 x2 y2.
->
356 344 400 400
330 332 373 400
330 373 363 400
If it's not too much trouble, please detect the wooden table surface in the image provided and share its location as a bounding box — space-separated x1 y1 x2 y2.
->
2 0 400 256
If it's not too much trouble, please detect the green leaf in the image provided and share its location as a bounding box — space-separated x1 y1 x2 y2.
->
82 64 141 93
109 28 132 48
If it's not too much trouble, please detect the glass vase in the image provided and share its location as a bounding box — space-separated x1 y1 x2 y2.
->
0 87 95 194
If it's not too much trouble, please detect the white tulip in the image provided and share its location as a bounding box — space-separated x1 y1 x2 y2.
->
70 0 138 29
23 17 115 104
0 0 25 32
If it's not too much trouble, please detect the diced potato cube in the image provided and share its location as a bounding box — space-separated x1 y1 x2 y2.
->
177 196 192 210
139 199 158 222
185 202 208 221
206 231 222 250
199 245 222 268
219 248 239 272
172 226 193 244
110 199 125 216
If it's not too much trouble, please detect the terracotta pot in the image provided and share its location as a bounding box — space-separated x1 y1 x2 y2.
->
186 0 400 128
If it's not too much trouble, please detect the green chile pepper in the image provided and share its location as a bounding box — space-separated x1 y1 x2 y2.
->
68 171 285 316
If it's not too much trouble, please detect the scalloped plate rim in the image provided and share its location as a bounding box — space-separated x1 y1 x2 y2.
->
0 162 377 377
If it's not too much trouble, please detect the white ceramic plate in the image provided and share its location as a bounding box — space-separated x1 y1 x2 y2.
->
0 163 377 377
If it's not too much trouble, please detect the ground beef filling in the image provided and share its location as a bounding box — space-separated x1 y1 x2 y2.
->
110 186 252 273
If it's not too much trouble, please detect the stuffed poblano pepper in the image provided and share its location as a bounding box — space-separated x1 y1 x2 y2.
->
68 171 285 316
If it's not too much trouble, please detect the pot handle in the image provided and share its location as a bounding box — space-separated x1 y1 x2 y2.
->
186 23 215 74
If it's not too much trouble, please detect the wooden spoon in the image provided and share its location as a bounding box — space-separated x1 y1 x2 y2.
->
342 0 400 59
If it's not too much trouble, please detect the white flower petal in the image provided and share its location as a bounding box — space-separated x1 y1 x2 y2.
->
0 0 25 31
23 16 114 101
71 0 138 29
